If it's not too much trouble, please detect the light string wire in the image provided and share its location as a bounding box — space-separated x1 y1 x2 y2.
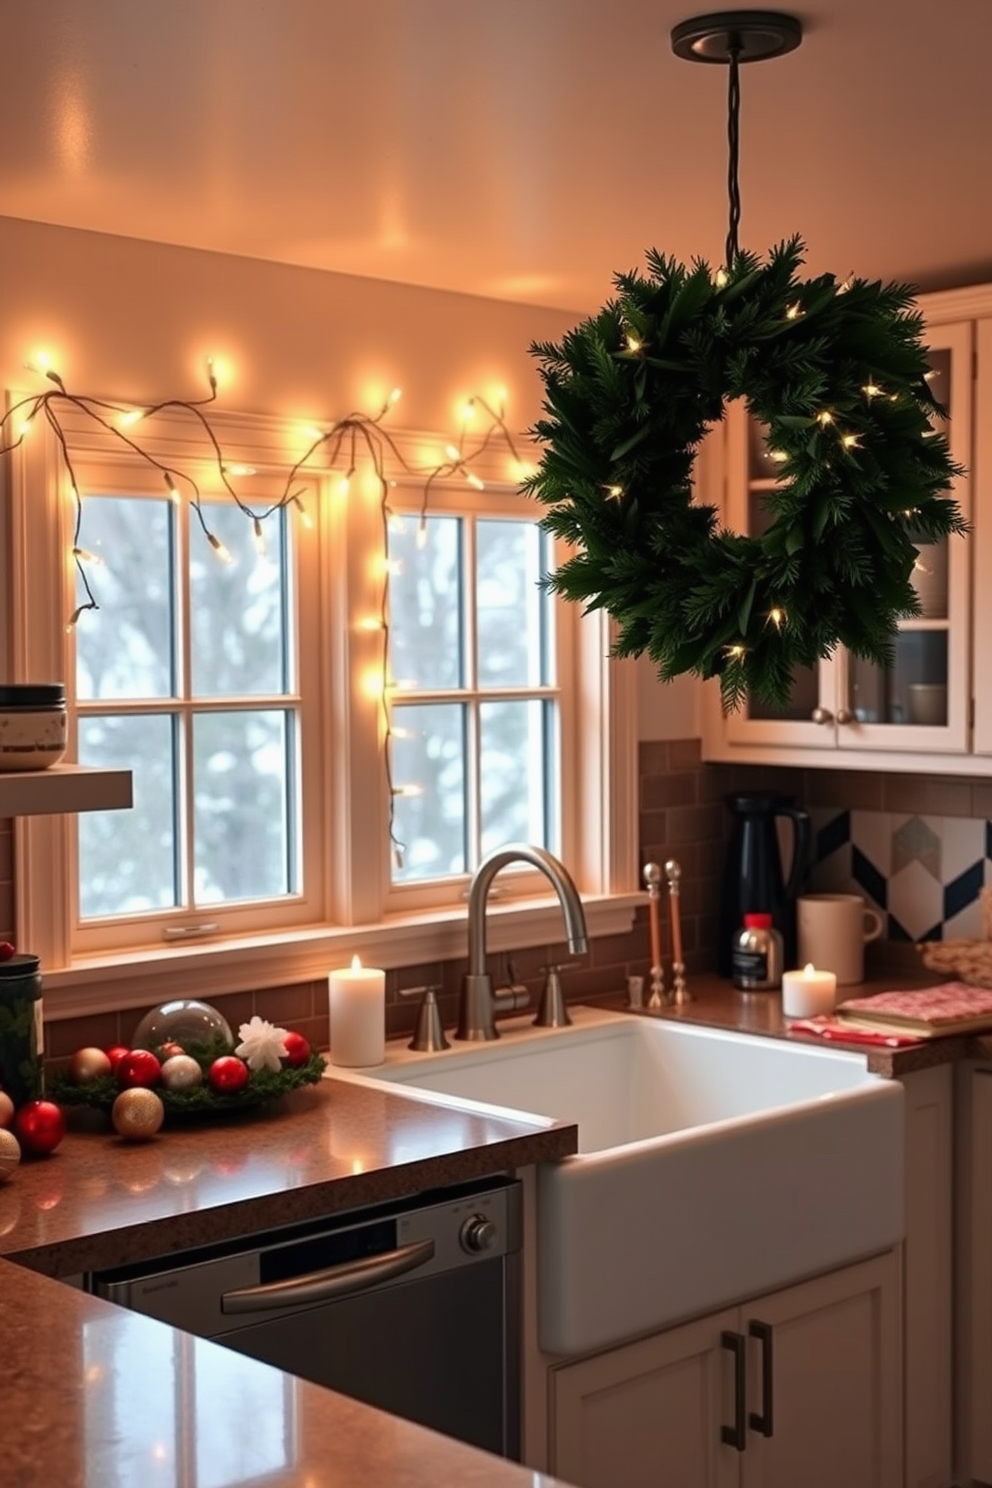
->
0 360 529 862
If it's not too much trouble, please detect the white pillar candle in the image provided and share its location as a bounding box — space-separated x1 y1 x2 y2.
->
329 955 386 1067
781 962 838 1019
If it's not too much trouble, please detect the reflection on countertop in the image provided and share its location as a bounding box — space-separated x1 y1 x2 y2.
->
2 1262 576 1488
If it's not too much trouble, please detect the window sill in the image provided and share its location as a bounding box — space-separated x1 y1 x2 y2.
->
43 893 643 1020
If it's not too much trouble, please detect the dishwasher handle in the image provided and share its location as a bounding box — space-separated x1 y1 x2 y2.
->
221 1237 436 1315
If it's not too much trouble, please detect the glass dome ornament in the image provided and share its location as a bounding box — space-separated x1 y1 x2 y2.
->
131 998 234 1053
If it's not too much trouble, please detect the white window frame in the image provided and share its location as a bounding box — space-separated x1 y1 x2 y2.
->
4 396 640 1020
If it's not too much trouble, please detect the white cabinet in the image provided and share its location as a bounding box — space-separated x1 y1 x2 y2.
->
702 286 992 773
954 1059 992 1486
549 1251 902 1488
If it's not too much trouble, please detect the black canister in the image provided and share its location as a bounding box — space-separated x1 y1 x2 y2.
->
0 952 44 1107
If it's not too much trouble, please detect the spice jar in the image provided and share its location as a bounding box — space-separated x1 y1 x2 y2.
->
0 952 45 1107
0 683 67 771
731 912 783 991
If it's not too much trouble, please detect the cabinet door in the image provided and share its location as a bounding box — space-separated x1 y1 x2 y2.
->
740 1253 902 1488
721 321 972 758
550 1309 739 1488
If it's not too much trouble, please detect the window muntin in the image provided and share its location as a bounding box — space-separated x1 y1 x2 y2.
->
386 504 559 887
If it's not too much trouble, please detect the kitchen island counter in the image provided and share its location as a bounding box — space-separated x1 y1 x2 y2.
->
0 1257 576 1488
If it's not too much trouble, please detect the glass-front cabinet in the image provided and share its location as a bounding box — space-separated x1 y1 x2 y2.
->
715 316 973 758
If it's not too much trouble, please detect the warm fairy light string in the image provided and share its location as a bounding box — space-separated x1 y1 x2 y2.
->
0 355 530 866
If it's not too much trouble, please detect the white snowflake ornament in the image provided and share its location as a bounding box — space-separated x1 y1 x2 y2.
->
236 1015 289 1072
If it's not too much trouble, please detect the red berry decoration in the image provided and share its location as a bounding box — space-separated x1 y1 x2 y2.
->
105 1045 131 1074
0 941 15 961
116 1049 162 1089
14 1099 67 1155
282 1030 311 1068
208 1056 250 1094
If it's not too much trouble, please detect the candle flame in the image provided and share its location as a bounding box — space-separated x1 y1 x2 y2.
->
803 962 816 974
350 954 362 972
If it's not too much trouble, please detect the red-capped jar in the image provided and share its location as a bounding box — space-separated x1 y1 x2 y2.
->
731 912 783 991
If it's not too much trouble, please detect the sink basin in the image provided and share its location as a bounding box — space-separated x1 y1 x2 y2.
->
328 1007 904 1355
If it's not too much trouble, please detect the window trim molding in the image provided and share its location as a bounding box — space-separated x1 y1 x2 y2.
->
8 396 639 998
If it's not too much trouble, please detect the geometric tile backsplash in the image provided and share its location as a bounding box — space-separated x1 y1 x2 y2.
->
809 809 992 944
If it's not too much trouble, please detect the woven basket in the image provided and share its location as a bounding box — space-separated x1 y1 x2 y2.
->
917 885 992 988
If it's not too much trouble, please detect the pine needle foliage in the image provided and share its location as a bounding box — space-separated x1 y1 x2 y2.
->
524 237 966 709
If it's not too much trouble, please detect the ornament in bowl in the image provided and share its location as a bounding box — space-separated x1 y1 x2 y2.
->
131 999 234 1055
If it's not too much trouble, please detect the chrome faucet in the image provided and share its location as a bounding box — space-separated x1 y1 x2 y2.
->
457 843 589 1041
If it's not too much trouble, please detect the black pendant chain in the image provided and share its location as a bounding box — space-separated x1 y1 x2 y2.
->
725 38 742 266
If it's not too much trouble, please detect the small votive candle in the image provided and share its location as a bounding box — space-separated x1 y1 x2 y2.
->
329 955 386 1067
781 962 838 1019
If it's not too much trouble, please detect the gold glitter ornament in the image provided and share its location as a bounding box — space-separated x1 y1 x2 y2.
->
68 1046 113 1084
111 1088 165 1141
160 1054 203 1091
0 1127 21 1182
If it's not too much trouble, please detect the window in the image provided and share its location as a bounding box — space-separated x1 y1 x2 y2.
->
8 401 637 1004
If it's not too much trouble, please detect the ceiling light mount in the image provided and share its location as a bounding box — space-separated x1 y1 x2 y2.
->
671 10 802 64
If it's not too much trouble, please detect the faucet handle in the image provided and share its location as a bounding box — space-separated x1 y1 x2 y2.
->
533 963 575 1029
401 985 450 1052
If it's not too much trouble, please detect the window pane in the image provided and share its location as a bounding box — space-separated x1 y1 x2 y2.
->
76 497 174 701
391 703 465 880
387 515 461 691
477 520 550 688
480 699 554 854
193 710 294 902
191 503 289 698
78 714 178 916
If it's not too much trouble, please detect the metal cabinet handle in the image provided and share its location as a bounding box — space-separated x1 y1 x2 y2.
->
811 707 833 725
835 708 855 725
721 1329 746 1451
748 1319 774 1437
221 1237 436 1314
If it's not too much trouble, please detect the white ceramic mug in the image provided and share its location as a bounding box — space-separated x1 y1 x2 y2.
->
796 893 884 986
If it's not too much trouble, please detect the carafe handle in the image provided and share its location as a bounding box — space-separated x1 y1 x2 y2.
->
778 806 811 903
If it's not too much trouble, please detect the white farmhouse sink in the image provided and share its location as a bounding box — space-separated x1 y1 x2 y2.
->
328 1007 904 1355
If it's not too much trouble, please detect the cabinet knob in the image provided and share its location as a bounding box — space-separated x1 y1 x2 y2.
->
835 708 855 725
811 707 833 725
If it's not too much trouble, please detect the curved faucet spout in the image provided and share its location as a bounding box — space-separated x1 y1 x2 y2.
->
459 843 588 1041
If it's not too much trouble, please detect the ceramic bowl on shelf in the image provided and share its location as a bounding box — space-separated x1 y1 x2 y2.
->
0 683 67 772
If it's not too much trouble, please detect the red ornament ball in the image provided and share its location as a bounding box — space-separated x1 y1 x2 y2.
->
14 1099 67 1155
105 1045 131 1074
0 941 15 961
0 1090 15 1129
208 1055 250 1094
116 1049 162 1089
157 1041 185 1060
282 1030 311 1068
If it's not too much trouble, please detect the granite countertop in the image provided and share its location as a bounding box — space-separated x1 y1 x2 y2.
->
627 972 992 1077
0 1072 577 1276
0 1260 575 1488
0 1071 579 1488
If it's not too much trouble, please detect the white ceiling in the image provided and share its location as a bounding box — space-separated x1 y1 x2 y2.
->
2 0 990 314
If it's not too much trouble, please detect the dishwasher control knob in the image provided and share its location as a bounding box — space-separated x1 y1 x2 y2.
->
460 1214 498 1253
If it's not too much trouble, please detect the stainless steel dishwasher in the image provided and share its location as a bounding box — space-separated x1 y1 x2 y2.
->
90 1175 522 1459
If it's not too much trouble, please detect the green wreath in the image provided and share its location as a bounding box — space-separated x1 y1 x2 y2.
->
525 237 966 709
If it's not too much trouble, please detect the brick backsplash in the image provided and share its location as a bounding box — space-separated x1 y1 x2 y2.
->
21 745 992 1063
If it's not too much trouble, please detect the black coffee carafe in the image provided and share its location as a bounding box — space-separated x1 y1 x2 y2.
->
718 792 811 977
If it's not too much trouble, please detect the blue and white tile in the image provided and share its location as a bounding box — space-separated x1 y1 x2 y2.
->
887 856 944 943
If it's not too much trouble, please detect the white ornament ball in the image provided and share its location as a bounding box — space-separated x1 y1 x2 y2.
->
112 1088 165 1141
160 1054 204 1091
0 1127 21 1182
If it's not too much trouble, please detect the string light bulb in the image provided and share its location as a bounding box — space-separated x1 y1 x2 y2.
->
72 546 106 567
252 517 266 556
291 493 313 529
207 532 233 565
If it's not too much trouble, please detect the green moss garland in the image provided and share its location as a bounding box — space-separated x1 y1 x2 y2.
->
525 237 966 709
50 1042 326 1120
